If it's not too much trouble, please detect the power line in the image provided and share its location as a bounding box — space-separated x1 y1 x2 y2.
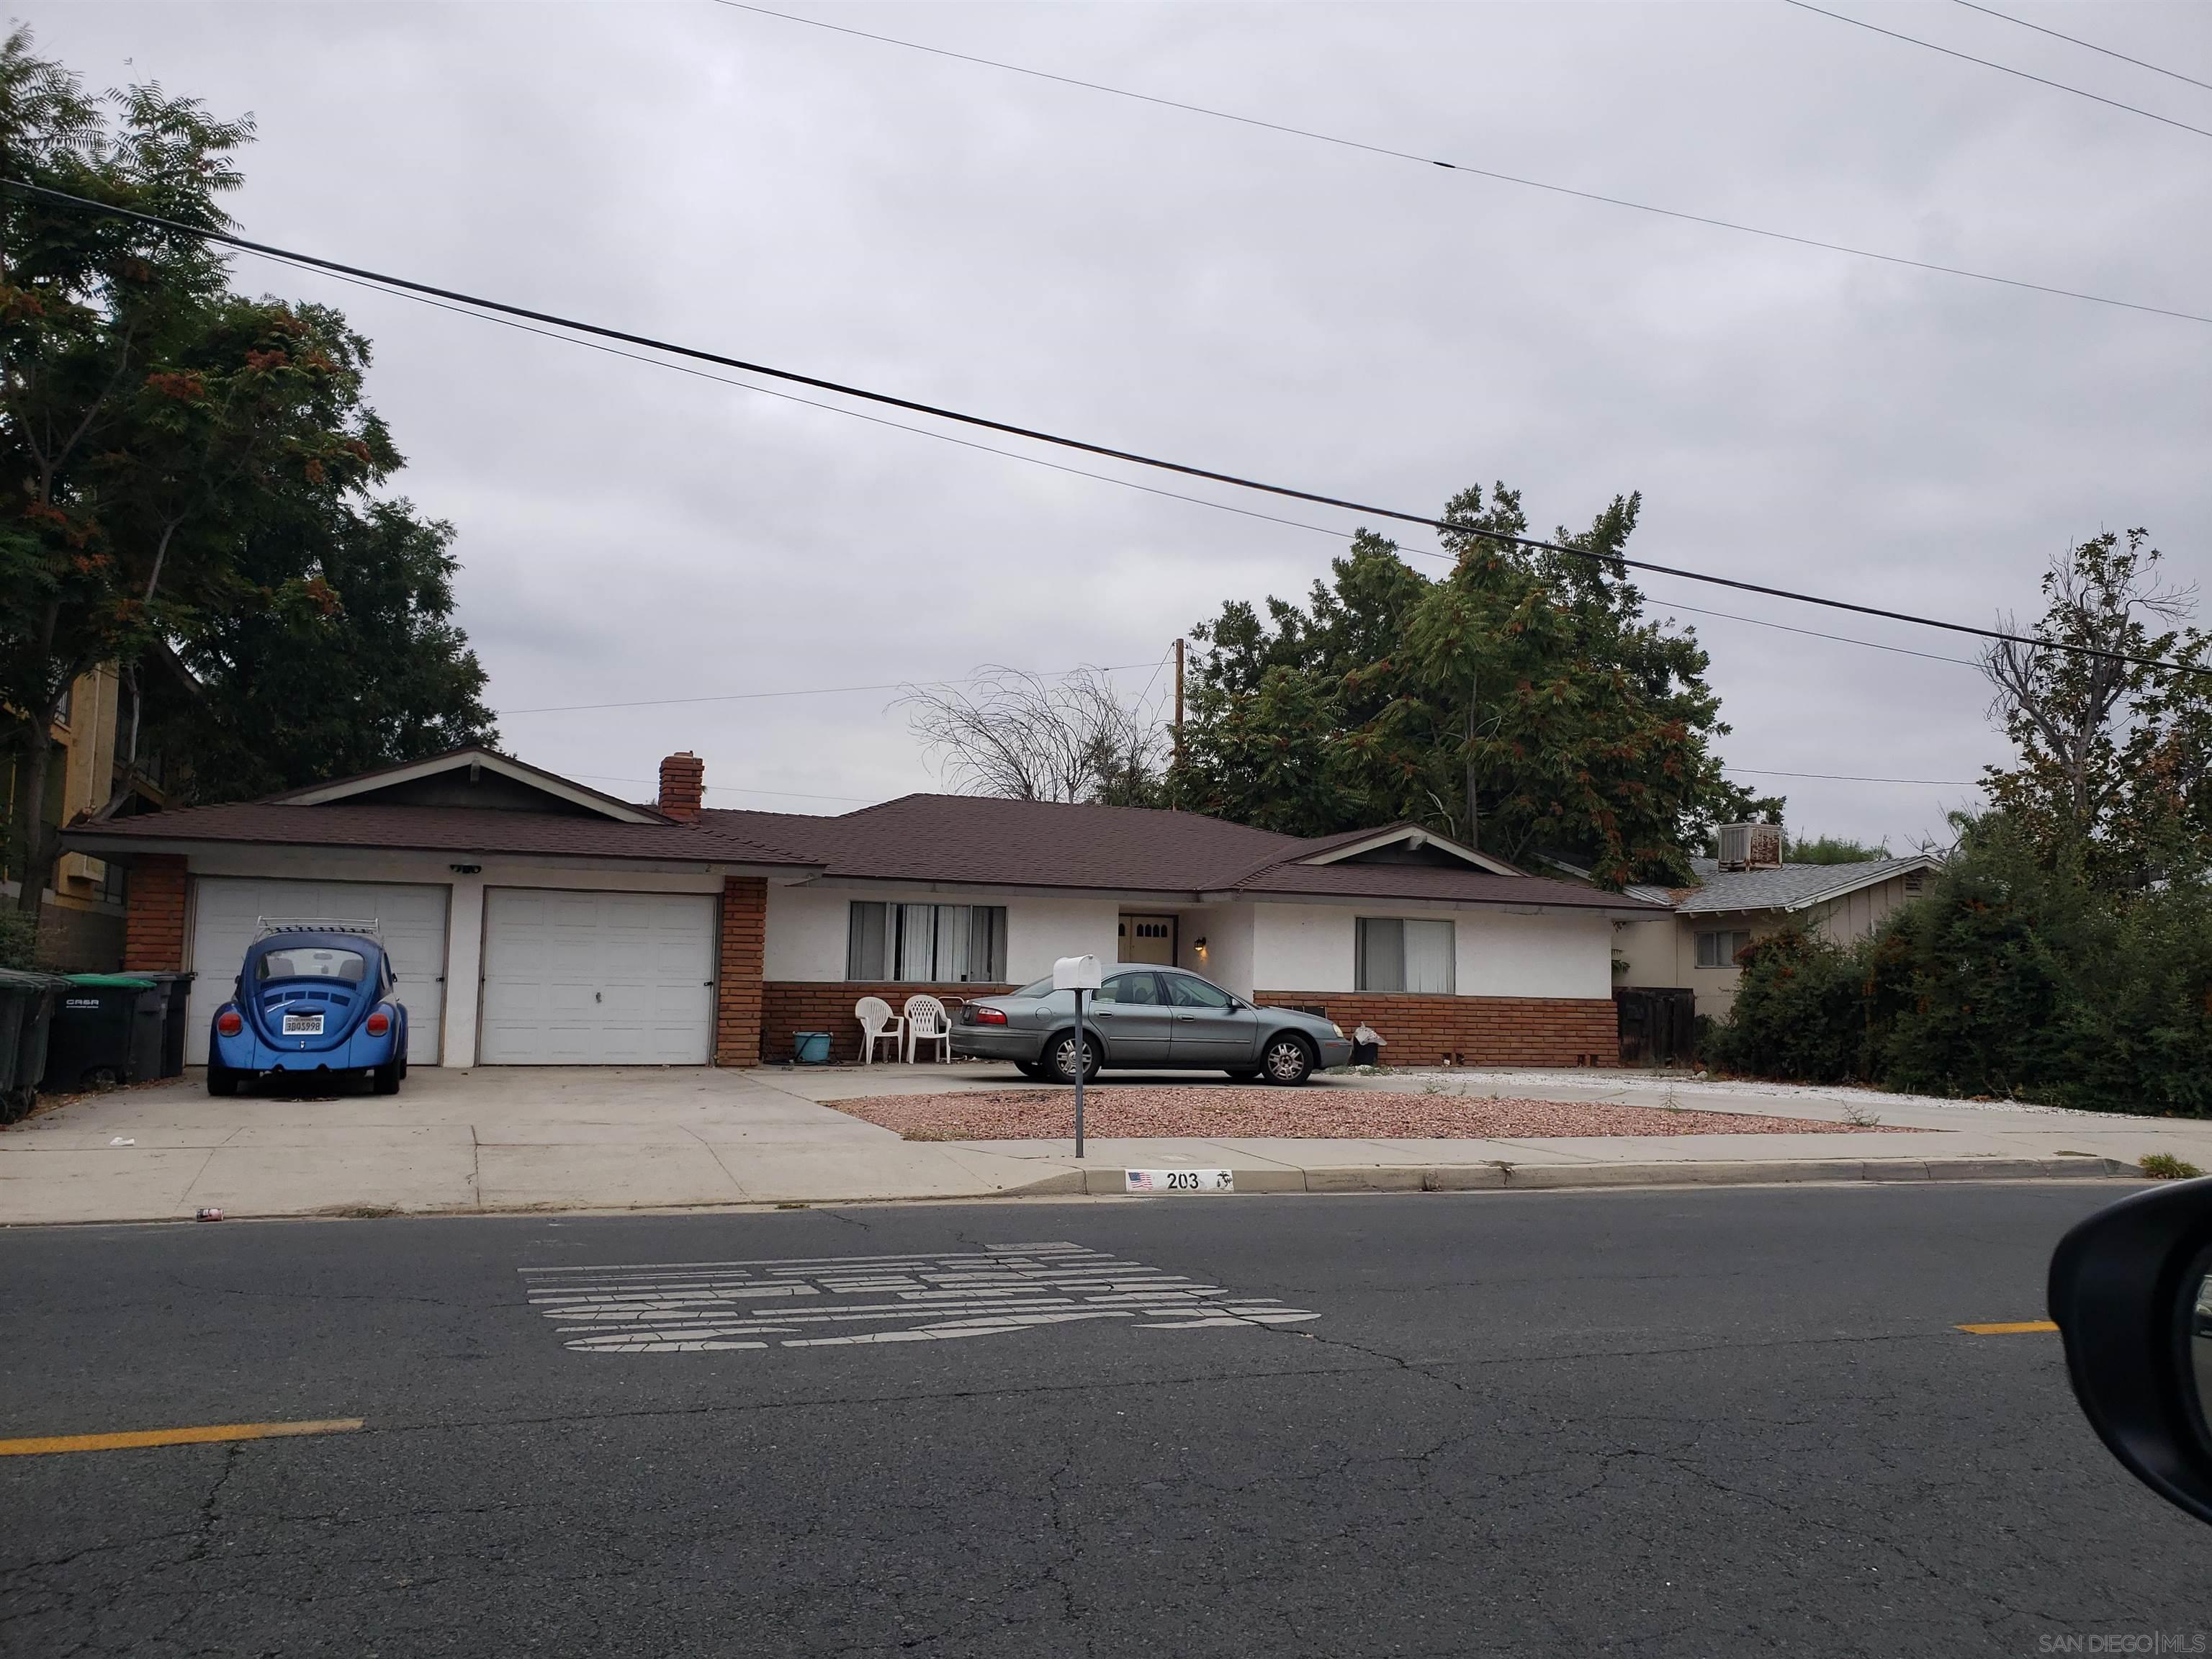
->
203 243 2011 683
1729 765 1982 786
1948 1 2212 96
12 177 2203 680
502 660 1158 716
1784 0 2212 142
713 1 2212 330
1639 595 1982 669
244 248 1363 547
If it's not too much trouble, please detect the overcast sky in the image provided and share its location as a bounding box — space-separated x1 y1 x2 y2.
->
28 1 2212 847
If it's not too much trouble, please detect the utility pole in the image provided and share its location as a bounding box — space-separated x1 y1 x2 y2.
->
1464 671 1478 850
1172 637 1185 804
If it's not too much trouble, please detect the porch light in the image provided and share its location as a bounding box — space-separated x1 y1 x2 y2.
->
1195 937 1208 956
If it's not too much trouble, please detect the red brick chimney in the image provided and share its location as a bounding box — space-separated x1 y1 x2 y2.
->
657 751 705 821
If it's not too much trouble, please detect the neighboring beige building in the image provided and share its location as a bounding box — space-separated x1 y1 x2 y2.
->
2 664 171 968
1613 852 1939 1020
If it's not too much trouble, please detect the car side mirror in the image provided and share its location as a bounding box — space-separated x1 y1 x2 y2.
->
2048 1179 2212 1525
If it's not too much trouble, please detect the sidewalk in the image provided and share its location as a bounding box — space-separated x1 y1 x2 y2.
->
1 1062 2199 1226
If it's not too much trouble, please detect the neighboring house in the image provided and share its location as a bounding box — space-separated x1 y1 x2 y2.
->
63 744 1667 1071
2 665 175 970
1614 850 1940 1020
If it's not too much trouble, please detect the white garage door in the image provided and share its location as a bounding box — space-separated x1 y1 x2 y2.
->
479 889 716 1065
187 878 449 1066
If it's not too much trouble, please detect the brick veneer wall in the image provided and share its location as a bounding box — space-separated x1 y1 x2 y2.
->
714 877 767 1066
122 854 188 974
762 981 1015 1064
1254 991 1619 1068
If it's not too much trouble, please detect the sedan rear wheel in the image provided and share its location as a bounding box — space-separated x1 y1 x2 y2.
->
1260 1035 1314 1087
1045 1029 1101 1085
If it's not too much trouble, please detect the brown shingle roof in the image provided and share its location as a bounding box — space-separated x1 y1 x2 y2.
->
705 795 1658 911
68 801 811 867
71 771 1665 913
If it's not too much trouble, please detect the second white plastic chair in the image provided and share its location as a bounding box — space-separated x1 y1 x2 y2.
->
902 993 951 1064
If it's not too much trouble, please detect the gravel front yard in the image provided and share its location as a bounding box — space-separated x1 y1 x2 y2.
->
828 1087 1908 1141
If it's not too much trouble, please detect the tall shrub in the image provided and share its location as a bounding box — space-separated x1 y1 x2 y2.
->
1704 929 1869 1084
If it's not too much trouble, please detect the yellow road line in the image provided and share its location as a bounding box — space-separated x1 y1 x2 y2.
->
1956 1320 2059 1335
0 1418 364 1457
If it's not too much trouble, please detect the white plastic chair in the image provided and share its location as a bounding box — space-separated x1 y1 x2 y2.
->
855 997 904 1066
903 994 951 1064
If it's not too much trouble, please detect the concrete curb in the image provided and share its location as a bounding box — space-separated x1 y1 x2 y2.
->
1026 1154 2142 1197
0 1156 2146 1228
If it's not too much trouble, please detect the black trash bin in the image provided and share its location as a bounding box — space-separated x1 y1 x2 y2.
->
144 971 195 1079
0 968 70 1124
117 974 194 1083
40 974 156 1093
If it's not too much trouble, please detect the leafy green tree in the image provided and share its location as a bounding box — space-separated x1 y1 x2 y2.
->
1 33 399 920
155 497 495 801
4 31 495 913
1708 811 2212 1114
1786 832 1892 865
1177 483 1779 884
1981 529 2211 890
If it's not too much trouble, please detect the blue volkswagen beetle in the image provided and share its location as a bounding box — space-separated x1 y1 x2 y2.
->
207 925 409 1097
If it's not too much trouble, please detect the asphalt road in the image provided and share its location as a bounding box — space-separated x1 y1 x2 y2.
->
4 1183 2206 1657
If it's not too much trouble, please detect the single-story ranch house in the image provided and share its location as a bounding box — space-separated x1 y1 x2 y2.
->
63 746 1669 1070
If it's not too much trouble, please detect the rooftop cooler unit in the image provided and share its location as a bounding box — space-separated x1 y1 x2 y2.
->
1716 823 1784 872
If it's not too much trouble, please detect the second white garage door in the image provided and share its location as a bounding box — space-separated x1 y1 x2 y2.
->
478 889 717 1065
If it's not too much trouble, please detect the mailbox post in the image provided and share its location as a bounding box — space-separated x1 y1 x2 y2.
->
1052 954 1102 1159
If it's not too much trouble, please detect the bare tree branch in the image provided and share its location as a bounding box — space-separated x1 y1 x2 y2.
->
899 666 1168 806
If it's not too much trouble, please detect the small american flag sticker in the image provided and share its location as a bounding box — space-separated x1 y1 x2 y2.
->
1125 1170 1156 1193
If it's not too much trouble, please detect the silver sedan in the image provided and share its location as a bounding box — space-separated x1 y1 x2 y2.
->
950 964 1353 1085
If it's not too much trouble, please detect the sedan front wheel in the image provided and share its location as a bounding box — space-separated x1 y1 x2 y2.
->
1260 1036 1314 1087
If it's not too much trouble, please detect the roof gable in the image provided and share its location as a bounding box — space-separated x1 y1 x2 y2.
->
269 747 667 824
1290 824 1521 878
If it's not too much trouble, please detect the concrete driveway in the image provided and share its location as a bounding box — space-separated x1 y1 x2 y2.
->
4 1061 2206 1226
0 1066 1069 1226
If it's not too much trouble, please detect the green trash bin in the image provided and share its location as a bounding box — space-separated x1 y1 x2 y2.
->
40 974 157 1094
0 968 70 1124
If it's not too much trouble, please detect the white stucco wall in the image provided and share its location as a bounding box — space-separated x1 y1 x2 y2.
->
1174 904 1256 999
1455 909 1611 999
1247 901 1613 999
762 885 851 981
762 886 1118 986
1251 905 1358 992
1006 896 1119 983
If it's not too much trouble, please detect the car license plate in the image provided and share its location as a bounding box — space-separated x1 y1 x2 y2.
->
282 1012 325 1036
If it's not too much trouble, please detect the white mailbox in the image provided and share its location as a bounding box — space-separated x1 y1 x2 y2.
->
1052 954 1103 992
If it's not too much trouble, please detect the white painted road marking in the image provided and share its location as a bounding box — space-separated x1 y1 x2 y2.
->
518 1241 1318 1353
1126 1168 1233 1194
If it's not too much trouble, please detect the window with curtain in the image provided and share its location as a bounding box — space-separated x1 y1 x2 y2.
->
846 902 1008 982
1355 917 1455 994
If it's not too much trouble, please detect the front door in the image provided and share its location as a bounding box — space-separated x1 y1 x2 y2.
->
1087 970 1174 1067
1120 914 1177 965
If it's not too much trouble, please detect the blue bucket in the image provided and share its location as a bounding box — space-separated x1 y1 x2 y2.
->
793 1031 833 1064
